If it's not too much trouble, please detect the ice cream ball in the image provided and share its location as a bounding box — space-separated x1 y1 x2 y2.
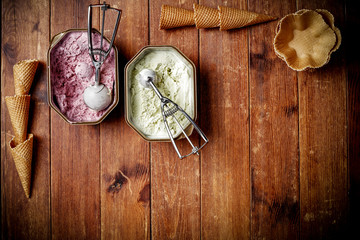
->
75 62 94 79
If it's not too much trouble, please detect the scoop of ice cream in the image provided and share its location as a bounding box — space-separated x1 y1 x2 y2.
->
83 84 112 111
138 69 159 88
75 62 94 79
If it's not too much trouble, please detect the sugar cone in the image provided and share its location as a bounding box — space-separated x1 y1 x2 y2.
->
218 6 277 30
5 95 30 145
13 59 39 95
159 5 195 29
193 3 220 29
9 134 34 198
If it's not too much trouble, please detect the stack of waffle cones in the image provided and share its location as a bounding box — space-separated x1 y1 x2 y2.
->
159 4 277 30
5 59 39 198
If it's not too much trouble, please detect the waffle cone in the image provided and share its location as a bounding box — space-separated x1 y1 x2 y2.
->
274 9 338 71
218 6 277 30
13 59 39 95
5 95 31 145
315 9 341 54
193 3 220 29
9 134 34 198
159 5 195 29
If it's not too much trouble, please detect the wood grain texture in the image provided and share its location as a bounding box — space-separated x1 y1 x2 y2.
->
150 0 201 239
199 1 250 239
346 0 360 236
50 0 101 239
1 0 50 239
0 0 356 239
100 0 151 239
298 0 348 238
248 0 299 239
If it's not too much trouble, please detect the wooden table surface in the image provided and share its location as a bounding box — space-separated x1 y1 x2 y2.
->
1 0 359 239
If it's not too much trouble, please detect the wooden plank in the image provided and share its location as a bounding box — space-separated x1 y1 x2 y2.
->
199 1 250 239
346 0 360 236
248 0 299 239
50 0 101 239
1 0 50 239
100 0 151 239
149 0 201 239
298 0 348 238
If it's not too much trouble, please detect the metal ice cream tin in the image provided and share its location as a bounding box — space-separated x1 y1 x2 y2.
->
124 45 197 142
47 29 119 125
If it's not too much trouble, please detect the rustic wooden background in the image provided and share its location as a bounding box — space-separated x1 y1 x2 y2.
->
1 0 359 239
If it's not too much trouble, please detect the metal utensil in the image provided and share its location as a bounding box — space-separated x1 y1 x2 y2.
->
138 69 208 159
83 2 121 111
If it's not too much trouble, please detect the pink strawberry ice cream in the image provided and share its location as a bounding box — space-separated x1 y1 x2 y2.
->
50 31 116 122
75 62 94 79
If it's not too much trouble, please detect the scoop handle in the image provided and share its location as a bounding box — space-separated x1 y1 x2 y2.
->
148 81 164 100
88 2 122 63
94 62 101 87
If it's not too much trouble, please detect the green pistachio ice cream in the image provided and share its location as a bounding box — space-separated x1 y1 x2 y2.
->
130 50 195 139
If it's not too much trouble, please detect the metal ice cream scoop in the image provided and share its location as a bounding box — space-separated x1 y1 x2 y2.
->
138 69 208 159
84 2 121 111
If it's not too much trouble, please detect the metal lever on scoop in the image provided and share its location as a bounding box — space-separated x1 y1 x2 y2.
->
87 2 121 65
139 69 209 159
84 2 121 111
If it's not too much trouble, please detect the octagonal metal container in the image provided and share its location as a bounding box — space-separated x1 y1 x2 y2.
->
124 45 197 141
47 29 119 125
